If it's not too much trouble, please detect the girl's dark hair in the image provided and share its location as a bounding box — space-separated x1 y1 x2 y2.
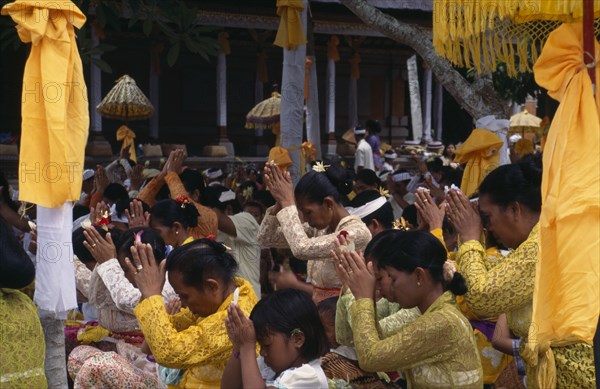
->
150 199 199 229
180 169 206 196
103 183 129 203
0 217 35 289
244 200 265 215
251 289 329 361
426 157 444 174
317 296 338 319
166 238 238 289
200 185 242 214
355 169 380 187
366 230 467 296
295 163 353 205
478 153 542 212
116 227 166 264
72 226 115 264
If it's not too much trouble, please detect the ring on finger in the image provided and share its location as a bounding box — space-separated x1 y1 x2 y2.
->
136 265 143 272
92 243 97 248
131 214 135 218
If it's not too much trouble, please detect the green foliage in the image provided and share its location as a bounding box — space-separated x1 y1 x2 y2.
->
0 0 219 71
466 60 540 105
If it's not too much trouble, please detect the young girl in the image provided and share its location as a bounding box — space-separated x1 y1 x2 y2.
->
222 289 330 388
149 197 199 247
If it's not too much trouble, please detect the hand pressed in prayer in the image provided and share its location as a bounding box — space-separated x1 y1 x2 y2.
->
125 199 149 228
225 303 256 351
415 190 445 231
330 234 375 300
94 165 110 193
263 162 294 208
163 149 186 176
165 297 182 315
128 164 145 191
125 243 166 300
445 189 482 242
83 227 117 264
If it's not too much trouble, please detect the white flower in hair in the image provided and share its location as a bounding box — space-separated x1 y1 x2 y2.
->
312 161 329 173
80 218 92 229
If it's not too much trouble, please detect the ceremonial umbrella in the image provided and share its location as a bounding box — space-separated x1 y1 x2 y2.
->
97 75 154 161
245 92 281 145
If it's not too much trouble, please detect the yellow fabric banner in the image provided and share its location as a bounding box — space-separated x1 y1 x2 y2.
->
273 0 307 50
2 0 89 208
454 129 503 197
522 23 600 389
116 125 137 162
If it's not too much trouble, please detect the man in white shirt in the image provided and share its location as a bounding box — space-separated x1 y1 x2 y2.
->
201 185 261 297
353 127 375 173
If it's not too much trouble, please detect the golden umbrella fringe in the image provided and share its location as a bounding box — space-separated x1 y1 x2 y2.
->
97 74 154 121
245 92 281 129
433 0 600 77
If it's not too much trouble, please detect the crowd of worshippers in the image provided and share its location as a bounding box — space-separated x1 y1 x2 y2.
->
1 145 595 389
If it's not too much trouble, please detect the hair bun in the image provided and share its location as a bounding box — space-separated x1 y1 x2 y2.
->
518 153 543 186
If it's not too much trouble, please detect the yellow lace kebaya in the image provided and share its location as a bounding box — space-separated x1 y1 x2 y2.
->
134 278 257 389
335 290 420 347
0 289 47 388
350 292 483 389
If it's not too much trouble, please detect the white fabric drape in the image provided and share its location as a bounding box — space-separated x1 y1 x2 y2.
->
280 0 307 184
35 202 77 319
326 58 336 134
407 55 423 142
422 68 433 142
306 55 321 159
475 115 510 166
217 53 227 127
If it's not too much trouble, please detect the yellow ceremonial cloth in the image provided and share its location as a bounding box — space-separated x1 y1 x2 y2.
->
522 23 600 389
273 0 307 50
116 125 137 162
2 1 89 208
454 129 503 197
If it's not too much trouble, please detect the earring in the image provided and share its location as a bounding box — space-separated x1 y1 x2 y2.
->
417 282 421 287
176 231 179 235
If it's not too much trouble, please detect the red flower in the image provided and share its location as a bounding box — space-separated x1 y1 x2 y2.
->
175 195 190 204
337 230 349 239
96 217 110 226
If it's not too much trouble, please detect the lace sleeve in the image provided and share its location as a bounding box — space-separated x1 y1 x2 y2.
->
335 290 355 346
350 298 454 372
95 259 142 314
73 256 92 299
457 237 537 317
336 292 419 346
134 295 231 368
275 206 369 261
257 210 293 249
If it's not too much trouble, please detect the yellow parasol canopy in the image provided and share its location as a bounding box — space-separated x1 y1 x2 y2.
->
510 109 542 129
96 75 154 121
245 92 281 129
433 0 600 77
